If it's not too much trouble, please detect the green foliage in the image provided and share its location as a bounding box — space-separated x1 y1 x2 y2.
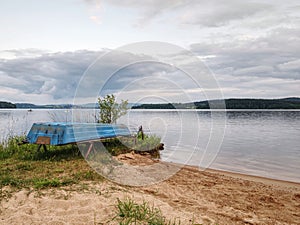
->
101 135 162 158
97 94 128 124
114 198 181 225
32 178 75 189
33 178 63 189
0 136 25 158
133 134 161 153
0 136 81 161
0 175 24 187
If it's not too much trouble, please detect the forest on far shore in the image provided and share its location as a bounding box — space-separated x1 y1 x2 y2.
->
0 101 16 108
132 98 300 109
1 97 300 109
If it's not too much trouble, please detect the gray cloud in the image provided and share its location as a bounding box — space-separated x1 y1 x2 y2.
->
190 27 300 80
101 61 199 93
278 59 300 72
74 50 209 104
0 48 213 103
0 50 101 102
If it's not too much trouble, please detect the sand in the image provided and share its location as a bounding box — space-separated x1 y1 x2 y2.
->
1 152 300 225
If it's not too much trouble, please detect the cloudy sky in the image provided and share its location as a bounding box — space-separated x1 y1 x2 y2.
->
0 0 299 104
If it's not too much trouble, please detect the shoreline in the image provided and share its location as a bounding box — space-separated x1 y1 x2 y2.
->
153 157 300 188
1 153 300 224
160 157 300 185
205 167 300 188
117 151 300 187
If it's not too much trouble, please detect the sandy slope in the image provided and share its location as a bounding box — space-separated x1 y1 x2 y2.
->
1 153 300 225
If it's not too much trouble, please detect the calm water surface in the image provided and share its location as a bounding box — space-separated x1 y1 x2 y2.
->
0 109 299 182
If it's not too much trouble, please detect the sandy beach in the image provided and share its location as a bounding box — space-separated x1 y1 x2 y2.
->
1 153 300 225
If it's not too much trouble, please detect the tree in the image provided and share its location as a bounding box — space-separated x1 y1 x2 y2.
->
97 94 128 124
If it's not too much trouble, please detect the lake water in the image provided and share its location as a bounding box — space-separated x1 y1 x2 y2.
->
0 109 299 183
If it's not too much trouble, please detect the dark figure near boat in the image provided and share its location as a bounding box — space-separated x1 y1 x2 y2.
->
137 125 144 140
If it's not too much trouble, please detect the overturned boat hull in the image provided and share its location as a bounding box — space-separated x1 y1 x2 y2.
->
26 122 131 145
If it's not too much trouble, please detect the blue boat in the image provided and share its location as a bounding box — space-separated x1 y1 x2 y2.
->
26 122 131 146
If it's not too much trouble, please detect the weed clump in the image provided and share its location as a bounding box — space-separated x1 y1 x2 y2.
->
114 198 181 225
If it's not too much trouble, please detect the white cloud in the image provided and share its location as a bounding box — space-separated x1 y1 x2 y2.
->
86 0 299 29
179 1 272 27
97 0 187 25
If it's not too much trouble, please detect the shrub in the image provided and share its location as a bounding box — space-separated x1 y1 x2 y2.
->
97 94 128 124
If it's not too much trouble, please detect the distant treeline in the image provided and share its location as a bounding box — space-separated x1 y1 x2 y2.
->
14 103 136 109
132 98 300 109
132 103 177 109
0 101 16 108
15 103 74 109
2 98 300 109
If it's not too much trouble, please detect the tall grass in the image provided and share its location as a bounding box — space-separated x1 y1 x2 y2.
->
113 198 182 225
0 136 81 161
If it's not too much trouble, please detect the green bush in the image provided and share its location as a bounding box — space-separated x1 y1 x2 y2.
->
98 134 162 158
133 134 161 151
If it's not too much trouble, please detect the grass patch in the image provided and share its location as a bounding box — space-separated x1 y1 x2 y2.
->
0 158 104 190
33 178 75 189
0 136 105 191
0 134 162 191
113 198 181 225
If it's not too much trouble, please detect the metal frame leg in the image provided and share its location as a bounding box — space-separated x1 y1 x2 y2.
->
85 142 94 158
37 144 47 152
